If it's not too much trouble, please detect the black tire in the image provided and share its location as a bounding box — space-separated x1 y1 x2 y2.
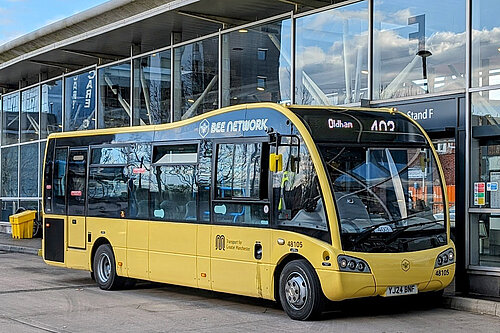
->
90 271 95 281
93 244 125 290
279 259 324 320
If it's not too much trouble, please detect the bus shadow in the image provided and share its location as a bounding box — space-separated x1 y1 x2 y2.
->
322 294 443 320
131 280 441 320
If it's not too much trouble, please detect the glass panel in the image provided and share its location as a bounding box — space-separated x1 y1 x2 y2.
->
216 143 262 199
272 135 328 241
197 140 212 222
173 37 218 121
153 144 198 164
43 140 54 213
150 165 196 221
2 93 19 145
432 138 456 237
88 166 128 218
221 19 291 106
213 202 269 226
41 80 63 138
472 0 500 87
65 70 96 131
470 213 500 267
373 0 466 99
20 143 38 197
19 200 38 211
133 50 171 125
52 147 68 215
1 146 18 197
21 87 40 142
98 62 131 128
295 1 368 105
91 146 128 165
320 146 446 252
127 143 152 219
40 141 46 197
67 150 87 216
1 201 16 222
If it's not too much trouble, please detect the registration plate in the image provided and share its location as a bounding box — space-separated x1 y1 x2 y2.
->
385 284 418 297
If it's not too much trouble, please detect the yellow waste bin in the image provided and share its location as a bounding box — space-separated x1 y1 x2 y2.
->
9 210 37 239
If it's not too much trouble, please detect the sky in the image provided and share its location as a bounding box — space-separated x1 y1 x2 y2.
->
0 0 109 45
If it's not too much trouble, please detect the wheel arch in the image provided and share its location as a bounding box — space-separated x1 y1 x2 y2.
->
272 253 311 302
89 237 111 272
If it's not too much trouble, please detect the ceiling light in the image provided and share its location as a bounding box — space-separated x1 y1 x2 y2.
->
361 70 369 75
257 87 265 91
238 29 248 33
188 99 195 103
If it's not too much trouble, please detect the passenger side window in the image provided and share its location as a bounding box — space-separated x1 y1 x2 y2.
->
213 141 269 226
127 143 152 219
150 144 198 222
87 146 128 218
87 166 128 218
197 140 212 222
216 143 262 199
52 147 68 215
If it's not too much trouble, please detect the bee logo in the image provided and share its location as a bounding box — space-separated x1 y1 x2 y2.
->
401 259 410 272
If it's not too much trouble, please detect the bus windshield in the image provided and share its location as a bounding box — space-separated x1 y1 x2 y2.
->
319 145 447 253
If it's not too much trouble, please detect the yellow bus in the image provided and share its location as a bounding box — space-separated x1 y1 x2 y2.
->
42 102 455 320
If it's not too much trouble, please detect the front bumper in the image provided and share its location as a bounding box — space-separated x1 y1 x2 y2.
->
317 260 455 301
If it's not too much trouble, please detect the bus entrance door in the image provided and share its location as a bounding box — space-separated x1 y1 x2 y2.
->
66 149 88 249
210 140 272 298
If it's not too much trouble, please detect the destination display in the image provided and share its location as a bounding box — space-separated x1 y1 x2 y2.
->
291 108 427 144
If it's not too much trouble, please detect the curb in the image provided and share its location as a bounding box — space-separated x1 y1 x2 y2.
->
0 244 40 256
443 296 500 318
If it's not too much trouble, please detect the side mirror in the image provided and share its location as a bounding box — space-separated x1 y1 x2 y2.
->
269 153 283 172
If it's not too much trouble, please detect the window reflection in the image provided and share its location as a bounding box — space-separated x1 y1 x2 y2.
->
374 0 465 99
20 143 38 197
216 143 262 199
222 19 291 106
1 146 18 197
41 80 62 138
127 143 152 219
21 87 39 142
133 51 171 125
1 201 16 223
98 62 131 128
2 93 19 145
472 0 500 87
150 165 196 221
295 1 368 105
65 70 96 131
173 37 218 121
88 166 128 218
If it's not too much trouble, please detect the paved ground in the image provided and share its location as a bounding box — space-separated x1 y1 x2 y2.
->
0 232 41 255
0 251 499 332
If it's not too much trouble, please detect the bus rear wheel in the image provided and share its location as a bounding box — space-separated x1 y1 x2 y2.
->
279 259 324 320
93 244 124 290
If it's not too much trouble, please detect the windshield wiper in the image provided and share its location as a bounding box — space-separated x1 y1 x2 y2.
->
383 219 445 245
352 213 431 246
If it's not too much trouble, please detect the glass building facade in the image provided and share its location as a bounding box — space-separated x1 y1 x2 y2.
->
1 0 500 295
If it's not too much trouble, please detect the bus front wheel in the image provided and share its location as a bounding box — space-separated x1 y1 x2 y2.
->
279 259 324 320
93 244 124 290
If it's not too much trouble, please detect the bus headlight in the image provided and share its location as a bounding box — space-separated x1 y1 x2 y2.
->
435 248 454 268
338 255 371 273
